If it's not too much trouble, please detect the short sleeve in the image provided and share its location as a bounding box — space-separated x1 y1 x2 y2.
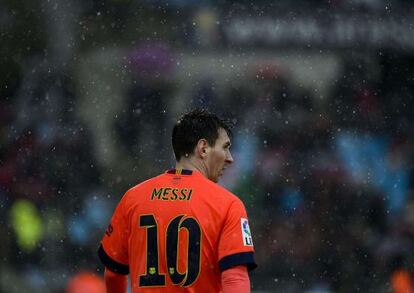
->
218 198 257 272
98 196 130 275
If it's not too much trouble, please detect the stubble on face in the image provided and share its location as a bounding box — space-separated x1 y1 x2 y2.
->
206 128 232 183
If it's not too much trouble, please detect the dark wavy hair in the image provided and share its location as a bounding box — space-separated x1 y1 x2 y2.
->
172 109 233 161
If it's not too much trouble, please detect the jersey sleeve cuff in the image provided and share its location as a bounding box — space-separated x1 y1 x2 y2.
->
219 252 257 272
98 244 129 275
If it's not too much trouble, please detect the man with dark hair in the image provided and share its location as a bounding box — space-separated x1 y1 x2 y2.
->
99 109 257 292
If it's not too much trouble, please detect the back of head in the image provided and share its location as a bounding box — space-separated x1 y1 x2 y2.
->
172 109 232 161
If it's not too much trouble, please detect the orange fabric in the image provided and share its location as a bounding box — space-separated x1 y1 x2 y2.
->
104 268 128 293
101 170 255 292
66 271 106 293
222 265 250 293
391 269 414 293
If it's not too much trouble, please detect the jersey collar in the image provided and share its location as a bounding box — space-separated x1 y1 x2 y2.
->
166 168 193 175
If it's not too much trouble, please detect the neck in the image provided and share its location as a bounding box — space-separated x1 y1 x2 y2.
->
176 157 208 178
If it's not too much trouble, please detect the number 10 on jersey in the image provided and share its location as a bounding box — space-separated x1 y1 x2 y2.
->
139 214 202 287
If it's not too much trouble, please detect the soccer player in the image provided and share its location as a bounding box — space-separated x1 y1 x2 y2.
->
98 109 257 292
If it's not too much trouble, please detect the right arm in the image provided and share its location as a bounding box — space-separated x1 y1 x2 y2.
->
98 194 130 292
105 268 128 293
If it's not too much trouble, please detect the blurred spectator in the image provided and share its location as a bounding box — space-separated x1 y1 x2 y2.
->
9 199 43 253
66 271 106 293
115 43 174 159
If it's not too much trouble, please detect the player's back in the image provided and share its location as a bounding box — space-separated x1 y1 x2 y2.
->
101 169 254 292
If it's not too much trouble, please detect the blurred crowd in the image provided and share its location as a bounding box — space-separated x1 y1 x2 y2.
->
0 71 110 292
222 55 414 292
2 0 414 292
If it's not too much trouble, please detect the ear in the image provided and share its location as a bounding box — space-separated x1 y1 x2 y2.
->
196 139 209 158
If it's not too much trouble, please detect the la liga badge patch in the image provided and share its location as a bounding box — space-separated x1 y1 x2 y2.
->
241 218 253 246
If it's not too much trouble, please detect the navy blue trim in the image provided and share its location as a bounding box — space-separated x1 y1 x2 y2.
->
166 169 193 175
98 244 129 275
219 252 257 272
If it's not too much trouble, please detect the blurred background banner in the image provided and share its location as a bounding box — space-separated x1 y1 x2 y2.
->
1 0 414 292
223 11 414 50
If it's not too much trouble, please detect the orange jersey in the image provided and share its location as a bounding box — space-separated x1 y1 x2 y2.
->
98 169 257 292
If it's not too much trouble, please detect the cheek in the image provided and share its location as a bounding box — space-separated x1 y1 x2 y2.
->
218 152 227 163
211 154 222 168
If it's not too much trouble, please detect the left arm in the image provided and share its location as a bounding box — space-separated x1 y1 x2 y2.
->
221 265 250 293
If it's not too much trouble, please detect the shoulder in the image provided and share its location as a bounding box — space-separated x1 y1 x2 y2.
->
121 174 165 202
197 176 243 205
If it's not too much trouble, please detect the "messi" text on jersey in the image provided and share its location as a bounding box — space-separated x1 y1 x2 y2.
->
151 187 193 201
